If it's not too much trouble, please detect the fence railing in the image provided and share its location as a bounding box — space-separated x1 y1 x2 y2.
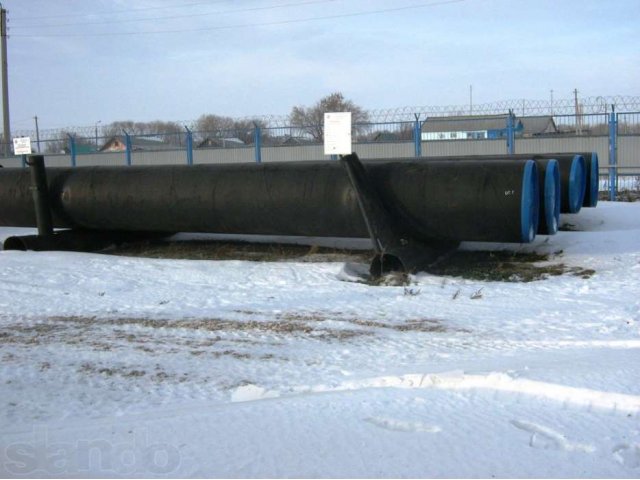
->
3 111 639 200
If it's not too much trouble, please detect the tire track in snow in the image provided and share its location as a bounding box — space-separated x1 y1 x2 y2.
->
231 371 640 414
612 443 640 468
510 419 596 452
364 417 442 434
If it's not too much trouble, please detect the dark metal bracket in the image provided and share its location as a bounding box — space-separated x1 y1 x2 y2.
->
340 152 458 277
26 155 54 237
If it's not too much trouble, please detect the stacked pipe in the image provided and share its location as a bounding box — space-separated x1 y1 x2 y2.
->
418 152 599 212
394 152 598 236
0 153 598 273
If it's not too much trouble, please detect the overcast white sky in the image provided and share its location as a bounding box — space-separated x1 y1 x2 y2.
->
3 0 639 131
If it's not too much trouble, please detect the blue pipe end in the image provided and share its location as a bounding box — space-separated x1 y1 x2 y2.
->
586 152 599 207
543 159 560 235
567 155 586 213
520 160 539 243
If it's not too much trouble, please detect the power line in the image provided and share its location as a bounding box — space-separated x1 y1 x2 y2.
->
11 0 467 38
11 0 343 29
11 0 229 21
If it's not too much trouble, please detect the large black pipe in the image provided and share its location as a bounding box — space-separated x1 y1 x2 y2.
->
0 159 539 244
388 153 585 215
365 155 561 234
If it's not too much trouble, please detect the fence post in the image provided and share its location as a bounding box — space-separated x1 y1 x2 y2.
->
123 129 132 166
506 110 515 155
414 114 422 157
185 126 193 166
608 105 617 201
67 134 76 167
253 122 262 163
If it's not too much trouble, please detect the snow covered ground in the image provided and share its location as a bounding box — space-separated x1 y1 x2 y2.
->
0 201 639 478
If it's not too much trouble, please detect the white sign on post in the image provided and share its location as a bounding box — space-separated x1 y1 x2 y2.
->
324 112 351 156
13 136 32 155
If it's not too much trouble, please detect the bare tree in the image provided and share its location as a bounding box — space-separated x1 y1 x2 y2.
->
231 119 269 144
194 115 268 144
103 120 182 136
290 92 369 141
102 121 146 137
145 120 183 135
194 115 235 137
100 120 185 146
143 121 184 145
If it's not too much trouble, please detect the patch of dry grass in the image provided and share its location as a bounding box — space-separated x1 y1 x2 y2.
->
106 239 594 283
599 190 640 202
0 310 462 360
427 250 595 282
109 240 370 263
78 362 146 378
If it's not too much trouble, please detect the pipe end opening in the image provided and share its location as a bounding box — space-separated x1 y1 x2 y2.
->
3 236 29 251
520 160 539 243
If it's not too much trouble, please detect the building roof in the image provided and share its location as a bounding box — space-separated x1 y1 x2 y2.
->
99 135 169 152
421 114 557 136
422 114 510 133
197 137 245 148
519 115 558 135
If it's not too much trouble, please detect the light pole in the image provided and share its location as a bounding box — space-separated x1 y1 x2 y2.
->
94 120 101 149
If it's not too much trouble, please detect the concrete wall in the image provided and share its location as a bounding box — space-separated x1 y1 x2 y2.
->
422 139 507 157
194 147 254 165
77 151 125 167
261 145 324 163
356 142 415 159
619 136 640 171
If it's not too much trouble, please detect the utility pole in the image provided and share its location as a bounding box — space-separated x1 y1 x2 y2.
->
469 85 473 115
550 89 554 115
34 115 41 153
94 120 102 149
1 4 11 157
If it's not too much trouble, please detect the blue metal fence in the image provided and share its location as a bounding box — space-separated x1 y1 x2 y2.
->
2 111 639 199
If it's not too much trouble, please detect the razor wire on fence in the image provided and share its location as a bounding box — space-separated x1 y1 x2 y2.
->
9 95 640 142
